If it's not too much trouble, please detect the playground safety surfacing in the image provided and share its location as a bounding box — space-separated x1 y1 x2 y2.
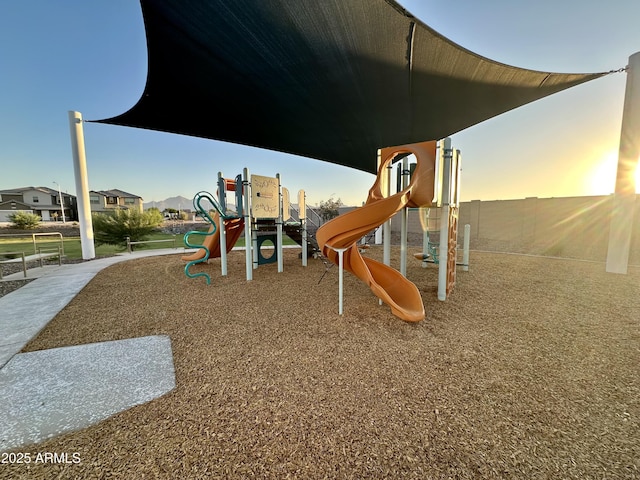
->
1 248 638 479
0 250 182 453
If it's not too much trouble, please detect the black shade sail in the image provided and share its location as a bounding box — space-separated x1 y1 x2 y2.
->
95 0 610 173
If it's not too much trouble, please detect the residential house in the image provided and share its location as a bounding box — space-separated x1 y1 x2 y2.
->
89 189 144 213
0 186 77 222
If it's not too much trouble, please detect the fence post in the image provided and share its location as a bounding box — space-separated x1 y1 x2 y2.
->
126 237 132 253
463 224 471 271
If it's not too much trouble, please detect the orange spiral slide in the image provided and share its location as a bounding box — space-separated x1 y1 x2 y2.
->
316 141 437 322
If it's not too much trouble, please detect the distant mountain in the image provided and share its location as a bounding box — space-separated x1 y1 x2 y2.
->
144 196 192 211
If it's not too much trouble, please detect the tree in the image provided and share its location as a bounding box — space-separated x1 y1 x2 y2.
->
92 208 164 249
8 212 41 229
318 197 343 222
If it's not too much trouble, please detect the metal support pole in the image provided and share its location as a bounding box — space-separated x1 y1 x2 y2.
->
277 173 284 273
606 52 640 274
327 246 348 315
68 111 95 260
218 172 229 276
438 138 452 301
382 152 392 267
463 224 471 271
422 208 430 268
299 190 307 266
400 157 409 276
243 168 252 280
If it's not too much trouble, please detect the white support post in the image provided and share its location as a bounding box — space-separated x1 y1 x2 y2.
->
400 156 409 277
327 246 348 315
338 248 344 315
68 111 95 260
380 151 392 306
463 224 471 271
252 230 259 270
438 138 452 301
374 226 382 244
299 189 307 266
243 168 252 281
422 208 430 268
383 157 392 267
277 173 284 273
218 172 228 276
606 51 640 274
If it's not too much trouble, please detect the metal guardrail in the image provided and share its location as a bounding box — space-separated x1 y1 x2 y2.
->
0 245 63 279
125 236 180 253
32 232 64 256
0 251 27 279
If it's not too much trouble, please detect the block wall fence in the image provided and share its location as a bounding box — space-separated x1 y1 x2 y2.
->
381 195 640 263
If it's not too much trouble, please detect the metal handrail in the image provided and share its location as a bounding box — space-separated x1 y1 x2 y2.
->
126 236 179 253
0 251 27 279
32 232 64 256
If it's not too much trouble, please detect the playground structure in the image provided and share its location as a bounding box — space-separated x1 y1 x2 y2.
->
180 140 470 321
317 138 468 322
182 170 314 283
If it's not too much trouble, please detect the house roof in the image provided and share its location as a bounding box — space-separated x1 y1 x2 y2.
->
0 186 74 197
92 189 142 199
0 186 53 195
0 199 32 209
94 0 611 173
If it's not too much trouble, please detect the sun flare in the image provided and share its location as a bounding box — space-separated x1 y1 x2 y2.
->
589 150 640 195
588 151 617 195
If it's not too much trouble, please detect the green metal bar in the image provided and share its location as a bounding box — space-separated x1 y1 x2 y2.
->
184 191 220 284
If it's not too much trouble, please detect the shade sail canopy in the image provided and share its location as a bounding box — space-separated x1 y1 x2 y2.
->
96 0 610 173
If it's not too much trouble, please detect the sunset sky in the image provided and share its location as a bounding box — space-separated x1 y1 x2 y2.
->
1 0 639 206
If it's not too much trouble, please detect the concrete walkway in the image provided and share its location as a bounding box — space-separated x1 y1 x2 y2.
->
0 249 186 453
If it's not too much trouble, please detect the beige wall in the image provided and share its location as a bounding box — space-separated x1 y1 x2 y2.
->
388 195 640 263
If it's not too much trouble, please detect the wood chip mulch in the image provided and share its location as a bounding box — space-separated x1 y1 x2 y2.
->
4 248 639 479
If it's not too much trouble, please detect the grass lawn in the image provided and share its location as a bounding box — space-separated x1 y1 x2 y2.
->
0 230 298 260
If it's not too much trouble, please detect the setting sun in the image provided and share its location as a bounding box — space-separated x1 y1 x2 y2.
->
588 150 640 195
588 151 617 195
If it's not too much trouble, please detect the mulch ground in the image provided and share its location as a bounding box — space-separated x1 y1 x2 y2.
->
3 248 639 479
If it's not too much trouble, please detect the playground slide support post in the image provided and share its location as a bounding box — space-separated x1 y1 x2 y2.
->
382 152 392 268
218 172 228 276
277 174 284 273
438 138 453 301
400 156 409 277
68 111 95 260
243 168 253 281
374 225 382 244
299 189 307 267
422 208 430 268
381 151 392 306
327 246 348 315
